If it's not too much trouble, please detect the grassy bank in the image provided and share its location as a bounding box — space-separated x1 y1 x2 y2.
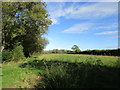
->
2 61 42 88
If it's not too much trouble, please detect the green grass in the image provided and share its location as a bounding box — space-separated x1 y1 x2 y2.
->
2 54 119 88
2 61 42 88
34 54 118 67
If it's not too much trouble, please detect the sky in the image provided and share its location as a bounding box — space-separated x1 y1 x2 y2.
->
43 2 118 51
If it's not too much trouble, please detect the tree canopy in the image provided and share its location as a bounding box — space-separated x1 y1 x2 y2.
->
71 45 81 53
2 2 52 57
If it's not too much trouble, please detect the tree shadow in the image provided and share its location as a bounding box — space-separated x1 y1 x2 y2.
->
19 59 120 88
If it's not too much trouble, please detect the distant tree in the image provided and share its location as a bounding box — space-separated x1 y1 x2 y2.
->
66 50 71 53
71 45 81 53
52 49 59 53
59 49 66 53
2 2 52 57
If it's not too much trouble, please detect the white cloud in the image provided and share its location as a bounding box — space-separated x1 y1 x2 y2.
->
96 23 118 29
47 2 117 24
95 31 118 35
62 22 118 34
47 2 66 24
62 23 93 33
64 3 117 19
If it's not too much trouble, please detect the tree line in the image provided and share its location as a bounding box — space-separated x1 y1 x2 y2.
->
78 49 120 56
44 45 120 56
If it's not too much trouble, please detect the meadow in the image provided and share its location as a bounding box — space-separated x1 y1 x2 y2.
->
2 54 120 88
2 2 119 89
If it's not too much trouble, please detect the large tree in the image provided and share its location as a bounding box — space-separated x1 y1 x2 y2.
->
2 2 52 57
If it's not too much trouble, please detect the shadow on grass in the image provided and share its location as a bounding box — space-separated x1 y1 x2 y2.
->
19 59 120 88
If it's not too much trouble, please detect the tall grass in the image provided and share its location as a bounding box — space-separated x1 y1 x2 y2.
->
38 61 120 88
22 58 119 88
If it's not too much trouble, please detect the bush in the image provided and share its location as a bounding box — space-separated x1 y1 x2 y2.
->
2 45 25 62
2 50 13 62
12 45 25 61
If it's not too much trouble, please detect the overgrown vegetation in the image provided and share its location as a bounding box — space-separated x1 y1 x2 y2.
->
38 61 119 88
18 54 120 88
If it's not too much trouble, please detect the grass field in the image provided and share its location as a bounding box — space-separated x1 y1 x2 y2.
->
2 54 120 88
36 54 118 66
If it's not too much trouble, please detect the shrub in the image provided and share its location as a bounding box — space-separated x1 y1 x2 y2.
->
2 50 13 62
12 45 25 61
2 45 25 62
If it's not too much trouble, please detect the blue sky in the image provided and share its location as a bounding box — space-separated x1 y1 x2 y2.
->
43 2 118 51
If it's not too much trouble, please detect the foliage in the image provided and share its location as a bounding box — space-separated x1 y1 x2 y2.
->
78 49 120 56
12 45 25 61
2 45 25 62
2 2 52 57
71 45 81 53
43 49 71 54
2 50 13 62
44 48 119 56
